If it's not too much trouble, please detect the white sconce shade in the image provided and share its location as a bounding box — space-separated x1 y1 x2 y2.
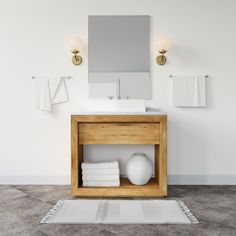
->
68 36 83 52
68 36 83 66
157 36 171 52
156 36 171 65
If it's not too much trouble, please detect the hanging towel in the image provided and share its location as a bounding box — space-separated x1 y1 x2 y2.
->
35 76 69 114
35 77 51 113
172 75 206 107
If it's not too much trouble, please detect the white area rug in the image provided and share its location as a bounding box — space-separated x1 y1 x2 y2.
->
41 199 198 224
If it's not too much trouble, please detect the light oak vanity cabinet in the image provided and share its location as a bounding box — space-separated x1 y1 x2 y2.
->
71 114 167 197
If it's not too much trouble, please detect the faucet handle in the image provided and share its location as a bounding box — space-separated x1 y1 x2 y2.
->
107 96 114 100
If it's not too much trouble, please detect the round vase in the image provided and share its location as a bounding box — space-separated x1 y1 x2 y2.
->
126 153 153 185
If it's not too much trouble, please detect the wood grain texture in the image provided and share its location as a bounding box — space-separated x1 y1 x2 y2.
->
159 116 167 195
79 123 160 144
71 115 167 197
71 118 79 195
74 178 165 197
72 115 163 123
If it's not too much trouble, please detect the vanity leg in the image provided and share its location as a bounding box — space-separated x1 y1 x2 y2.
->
158 116 167 196
71 119 78 195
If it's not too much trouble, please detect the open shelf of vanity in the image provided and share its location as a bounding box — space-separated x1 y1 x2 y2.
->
71 114 167 197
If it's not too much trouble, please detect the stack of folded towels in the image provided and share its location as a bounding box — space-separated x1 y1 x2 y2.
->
82 161 120 187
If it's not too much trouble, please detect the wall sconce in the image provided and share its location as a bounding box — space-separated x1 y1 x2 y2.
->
156 37 171 65
68 36 83 66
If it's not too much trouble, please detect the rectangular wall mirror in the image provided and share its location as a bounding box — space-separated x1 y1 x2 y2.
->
88 15 150 99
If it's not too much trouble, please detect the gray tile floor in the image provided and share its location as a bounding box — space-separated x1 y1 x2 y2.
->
0 185 235 236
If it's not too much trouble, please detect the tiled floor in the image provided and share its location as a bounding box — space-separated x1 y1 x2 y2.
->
0 185 235 236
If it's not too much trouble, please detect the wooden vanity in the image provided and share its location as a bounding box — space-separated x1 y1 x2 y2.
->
71 114 167 197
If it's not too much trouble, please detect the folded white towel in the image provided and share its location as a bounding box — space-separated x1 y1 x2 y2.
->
35 76 69 114
83 180 120 187
172 75 206 107
82 174 120 181
82 168 119 175
81 161 119 170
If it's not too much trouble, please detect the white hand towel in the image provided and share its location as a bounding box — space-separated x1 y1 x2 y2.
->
81 161 119 170
82 174 120 181
34 76 69 114
35 77 51 114
49 77 68 104
172 75 206 107
83 180 120 187
82 168 119 175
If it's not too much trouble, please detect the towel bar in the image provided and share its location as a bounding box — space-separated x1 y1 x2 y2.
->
31 76 72 79
169 75 209 78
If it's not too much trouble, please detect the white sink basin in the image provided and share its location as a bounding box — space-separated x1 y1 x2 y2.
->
82 100 146 113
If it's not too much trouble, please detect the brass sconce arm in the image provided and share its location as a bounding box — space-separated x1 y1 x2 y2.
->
72 50 82 66
156 49 167 65
156 36 171 65
68 36 83 66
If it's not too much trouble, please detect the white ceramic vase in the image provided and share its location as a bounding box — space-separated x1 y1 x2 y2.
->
126 153 153 185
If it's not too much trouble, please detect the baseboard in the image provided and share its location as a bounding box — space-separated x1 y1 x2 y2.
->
168 175 236 185
0 175 236 185
0 176 70 185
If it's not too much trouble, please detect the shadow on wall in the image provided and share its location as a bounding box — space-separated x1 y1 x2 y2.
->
169 44 208 69
168 114 208 184
205 75 213 109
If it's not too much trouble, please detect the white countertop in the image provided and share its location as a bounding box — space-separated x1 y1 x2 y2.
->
71 110 167 116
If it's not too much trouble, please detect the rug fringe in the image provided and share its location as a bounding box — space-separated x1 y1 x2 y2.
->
177 200 199 224
40 200 64 224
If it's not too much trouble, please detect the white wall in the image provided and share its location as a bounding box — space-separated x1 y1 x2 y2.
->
0 0 236 184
